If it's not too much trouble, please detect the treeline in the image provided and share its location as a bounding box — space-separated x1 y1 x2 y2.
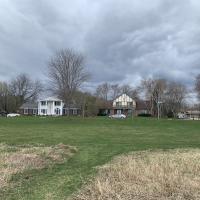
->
0 74 199 116
1 48 200 118
1 73 199 116
0 73 43 113
93 77 198 117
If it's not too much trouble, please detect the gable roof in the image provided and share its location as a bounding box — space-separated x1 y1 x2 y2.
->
20 102 81 109
136 100 151 110
20 103 38 109
63 104 81 109
37 96 63 102
96 99 113 109
113 93 133 101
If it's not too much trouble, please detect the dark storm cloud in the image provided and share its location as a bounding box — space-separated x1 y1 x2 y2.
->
1 0 200 91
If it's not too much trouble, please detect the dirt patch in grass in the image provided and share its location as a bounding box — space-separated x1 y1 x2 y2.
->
72 149 200 200
0 143 77 189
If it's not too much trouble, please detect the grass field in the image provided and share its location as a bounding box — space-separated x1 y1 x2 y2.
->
0 116 200 199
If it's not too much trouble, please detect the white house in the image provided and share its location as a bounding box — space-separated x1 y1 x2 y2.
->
37 97 64 116
19 96 81 116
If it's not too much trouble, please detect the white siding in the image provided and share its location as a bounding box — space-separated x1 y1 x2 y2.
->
113 93 136 107
37 97 63 115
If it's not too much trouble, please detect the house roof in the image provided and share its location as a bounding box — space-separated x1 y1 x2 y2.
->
136 100 151 110
96 99 113 109
37 96 63 102
63 104 81 109
20 103 38 109
114 93 133 101
20 103 81 109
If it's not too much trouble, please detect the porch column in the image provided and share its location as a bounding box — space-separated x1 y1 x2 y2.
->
52 101 54 115
60 102 63 115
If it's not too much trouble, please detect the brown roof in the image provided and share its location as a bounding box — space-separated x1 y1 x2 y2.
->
96 99 113 109
136 100 151 110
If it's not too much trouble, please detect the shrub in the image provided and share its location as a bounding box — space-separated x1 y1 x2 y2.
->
166 110 174 118
97 113 107 116
138 113 151 117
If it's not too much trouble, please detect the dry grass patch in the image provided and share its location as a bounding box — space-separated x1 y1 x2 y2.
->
0 143 77 189
73 149 200 200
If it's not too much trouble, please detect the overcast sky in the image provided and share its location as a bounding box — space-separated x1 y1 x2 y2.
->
1 0 200 94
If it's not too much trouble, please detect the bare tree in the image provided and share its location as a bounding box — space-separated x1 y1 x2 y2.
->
94 82 110 100
8 73 43 111
195 74 200 101
74 91 92 118
0 82 10 112
140 77 167 117
165 81 188 116
120 84 140 100
45 49 93 120
110 84 121 99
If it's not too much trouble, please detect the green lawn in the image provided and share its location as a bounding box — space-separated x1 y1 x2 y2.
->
0 116 200 199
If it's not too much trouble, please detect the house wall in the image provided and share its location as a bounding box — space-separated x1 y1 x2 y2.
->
38 100 64 115
178 111 200 119
19 109 37 115
62 109 81 116
113 93 136 107
135 109 152 116
111 93 136 116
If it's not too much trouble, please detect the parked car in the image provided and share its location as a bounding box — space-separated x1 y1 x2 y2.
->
1 112 7 117
177 115 184 119
109 114 126 119
7 113 20 117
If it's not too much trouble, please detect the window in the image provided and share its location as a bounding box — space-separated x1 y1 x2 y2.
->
116 102 122 106
73 109 77 115
140 110 147 114
127 109 132 114
127 102 133 107
41 109 46 114
41 101 46 106
64 109 68 115
105 109 110 114
117 110 121 114
33 109 37 114
24 109 28 114
55 101 61 106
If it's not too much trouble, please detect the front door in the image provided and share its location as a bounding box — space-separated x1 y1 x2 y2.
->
56 108 60 115
117 109 121 114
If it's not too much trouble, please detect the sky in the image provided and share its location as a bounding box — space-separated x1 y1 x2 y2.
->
1 0 200 95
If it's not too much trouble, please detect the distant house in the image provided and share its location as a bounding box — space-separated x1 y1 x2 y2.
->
97 99 113 115
97 93 154 116
19 103 38 115
135 100 153 116
19 96 80 116
20 94 155 117
177 109 200 119
38 97 64 115
111 93 136 116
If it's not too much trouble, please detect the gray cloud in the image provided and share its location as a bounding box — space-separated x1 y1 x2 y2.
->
1 0 200 92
